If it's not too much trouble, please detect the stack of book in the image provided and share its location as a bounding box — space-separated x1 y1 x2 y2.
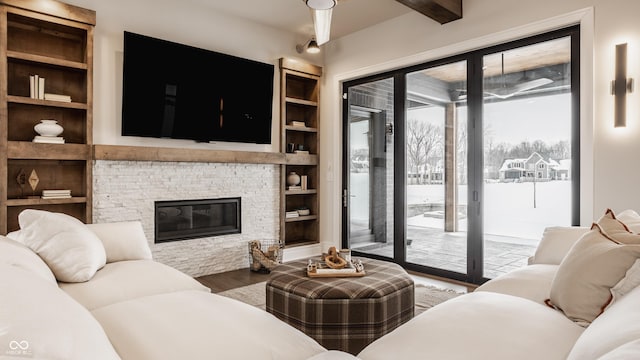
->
41 189 72 199
44 93 72 102
285 211 299 219
29 75 45 100
33 135 65 144
288 185 302 191
290 121 306 127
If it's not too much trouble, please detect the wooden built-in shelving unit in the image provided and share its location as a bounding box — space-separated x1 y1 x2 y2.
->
0 0 95 233
279 58 322 247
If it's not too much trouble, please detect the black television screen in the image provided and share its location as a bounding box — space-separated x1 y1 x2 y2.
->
121 31 274 144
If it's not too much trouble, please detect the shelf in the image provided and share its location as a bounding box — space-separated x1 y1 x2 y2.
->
285 125 318 133
6 197 87 206
285 153 318 165
285 215 318 223
285 189 317 195
7 141 90 160
94 145 286 164
7 50 87 70
285 97 318 107
7 95 88 110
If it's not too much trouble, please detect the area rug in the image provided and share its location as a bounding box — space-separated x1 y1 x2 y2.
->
217 282 462 316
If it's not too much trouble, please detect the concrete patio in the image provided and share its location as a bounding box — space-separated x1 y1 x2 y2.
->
351 225 538 279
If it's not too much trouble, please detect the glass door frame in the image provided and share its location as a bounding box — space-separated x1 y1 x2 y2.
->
342 25 580 285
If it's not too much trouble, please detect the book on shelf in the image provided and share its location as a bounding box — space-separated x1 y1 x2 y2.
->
288 185 302 191
41 189 72 200
30 75 46 100
301 175 308 190
290 121 306 127
285 211 299 218
44 93 72 102
294 150 310 155
33 136 65 144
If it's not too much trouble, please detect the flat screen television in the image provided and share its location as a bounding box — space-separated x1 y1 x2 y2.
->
121 31 274 144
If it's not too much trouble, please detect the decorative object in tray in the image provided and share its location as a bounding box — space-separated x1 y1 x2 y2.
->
307 247 365 278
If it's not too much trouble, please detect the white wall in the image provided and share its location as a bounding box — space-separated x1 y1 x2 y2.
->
319 0 640 249
64 0 324 153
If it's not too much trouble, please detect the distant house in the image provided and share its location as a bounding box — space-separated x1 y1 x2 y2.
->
499 152 570 181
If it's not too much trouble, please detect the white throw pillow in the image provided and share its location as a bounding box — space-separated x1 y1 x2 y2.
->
617 209 640 233
532 226 590 265
0 235 56 284
16 210 106 283
86 221 153 263
0 264 120 360
548 223 640 325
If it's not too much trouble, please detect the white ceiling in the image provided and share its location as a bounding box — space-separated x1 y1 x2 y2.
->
184 0 412 41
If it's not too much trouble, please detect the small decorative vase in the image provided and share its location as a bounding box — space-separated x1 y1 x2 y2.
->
287 172 301 186
34 120 63 137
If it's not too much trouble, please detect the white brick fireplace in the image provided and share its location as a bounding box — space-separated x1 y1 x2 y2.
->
92 160 280 277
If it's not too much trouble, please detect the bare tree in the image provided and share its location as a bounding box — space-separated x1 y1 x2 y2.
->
406 118 442 184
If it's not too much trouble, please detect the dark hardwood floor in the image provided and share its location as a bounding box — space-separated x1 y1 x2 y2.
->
195 266 476 294
196 268 271 293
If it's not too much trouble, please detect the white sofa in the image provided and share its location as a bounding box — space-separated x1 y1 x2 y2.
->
3 208 640 360
0 210 354 360
357 209 640 360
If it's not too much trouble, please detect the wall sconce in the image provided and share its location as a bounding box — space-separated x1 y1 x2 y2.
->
612 43 634 127
296 38 320 54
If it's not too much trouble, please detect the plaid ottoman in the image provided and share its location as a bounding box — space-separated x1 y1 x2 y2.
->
266 258 414 354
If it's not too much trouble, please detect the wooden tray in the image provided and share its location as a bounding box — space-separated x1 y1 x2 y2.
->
307 269 366 278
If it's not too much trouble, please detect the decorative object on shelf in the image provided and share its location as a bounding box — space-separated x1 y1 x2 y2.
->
323 246 347 269
287 143 296 153
16 168 26 198
28 169 39 198
297 207 310 216
301 175 308 190
287 171 301 186
34 120 64 137
248 240 282 273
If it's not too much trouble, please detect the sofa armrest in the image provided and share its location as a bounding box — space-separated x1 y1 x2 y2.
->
530 226 590 265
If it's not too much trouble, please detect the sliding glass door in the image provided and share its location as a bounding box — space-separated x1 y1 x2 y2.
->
404 61 468 275
343 26 580 284
343 77 395 259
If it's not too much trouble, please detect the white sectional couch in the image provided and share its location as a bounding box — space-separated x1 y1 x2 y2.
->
0 210 348 360
3 208 640 359
358 209 640 359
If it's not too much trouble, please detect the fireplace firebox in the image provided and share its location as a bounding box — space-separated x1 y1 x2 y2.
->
155 198 241 243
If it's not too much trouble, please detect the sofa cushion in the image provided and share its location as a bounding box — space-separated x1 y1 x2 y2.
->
0 264 120 360
86 221 153 263
59 260 210 310
597 339 640 360
357 292 583 360
548 223 640 325
91 290 327 360
567 285 640 359
531 226 590 265
14 209 106 282
0 235 56 284
617 209 640 233
475 264 557 304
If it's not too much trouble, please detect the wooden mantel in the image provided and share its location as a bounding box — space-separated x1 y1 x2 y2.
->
93 145 287 165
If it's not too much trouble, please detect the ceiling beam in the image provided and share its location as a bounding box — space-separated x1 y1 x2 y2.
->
395 0 462 24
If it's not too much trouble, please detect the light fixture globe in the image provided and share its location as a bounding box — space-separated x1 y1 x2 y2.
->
306 0 336 10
